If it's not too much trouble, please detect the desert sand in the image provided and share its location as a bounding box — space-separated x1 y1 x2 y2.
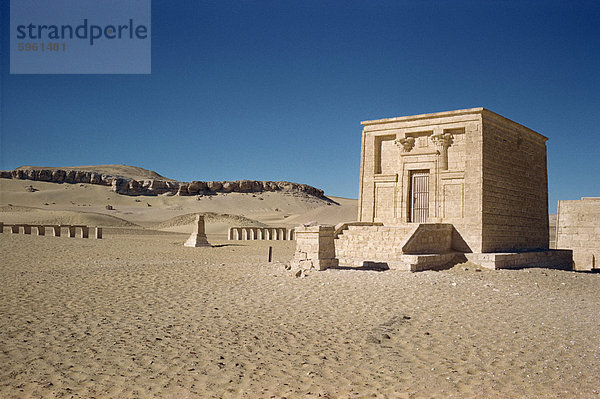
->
0 177 357 233
2 231 600 398
1 168 599 398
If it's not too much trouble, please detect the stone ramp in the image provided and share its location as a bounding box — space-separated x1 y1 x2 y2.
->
335 224 458 271
335 225 413 263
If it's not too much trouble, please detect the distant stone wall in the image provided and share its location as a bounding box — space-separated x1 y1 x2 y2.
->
0 168 325 198
228 227 295 241
556 198 600 271
0 222 102 239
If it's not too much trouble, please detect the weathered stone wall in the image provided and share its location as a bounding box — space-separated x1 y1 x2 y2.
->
556 198 600 270
0 168 325 198
481 112 549 252
291 225 338 271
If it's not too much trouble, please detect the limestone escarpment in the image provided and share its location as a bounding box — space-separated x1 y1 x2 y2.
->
0 167 325 198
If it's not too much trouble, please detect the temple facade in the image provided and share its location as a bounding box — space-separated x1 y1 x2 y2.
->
357 107 549 253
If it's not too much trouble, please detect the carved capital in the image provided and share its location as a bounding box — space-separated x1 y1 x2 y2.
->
394 136 415 153
430 133 453 149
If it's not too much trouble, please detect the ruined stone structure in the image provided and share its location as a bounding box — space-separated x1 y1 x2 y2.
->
556 197 600 271
184 215 210 247
290 225 338 271
0 223 101 239
228 227 295 241
291 108 572 271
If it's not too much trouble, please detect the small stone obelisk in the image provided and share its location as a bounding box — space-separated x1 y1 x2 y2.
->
184 214 211 247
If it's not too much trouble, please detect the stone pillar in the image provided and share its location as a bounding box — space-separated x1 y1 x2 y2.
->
80 227 89 239
431 133 453 171
257 228 264 240
95 227 103 239
184 214 210 247
36 226 45 236
228 227 234 240
290 225 338 271
51 226 61 237
289 229 295 240
11 225 19 234
265 229 272 240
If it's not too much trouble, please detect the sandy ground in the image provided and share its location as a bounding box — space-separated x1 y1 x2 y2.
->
1 230 599 398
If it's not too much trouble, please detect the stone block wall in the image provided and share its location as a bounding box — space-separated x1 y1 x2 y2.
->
556 198 600 271
290 225 338 271
481 111 549 252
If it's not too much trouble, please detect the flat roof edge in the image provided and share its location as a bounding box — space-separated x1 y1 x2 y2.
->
361 107 485 125
361 107 548 141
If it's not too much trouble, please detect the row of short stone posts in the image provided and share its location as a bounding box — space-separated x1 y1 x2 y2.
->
228 227 295 241
290 225 338 271
0 222 102 239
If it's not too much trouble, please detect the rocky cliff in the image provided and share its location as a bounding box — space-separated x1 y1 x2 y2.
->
0 167 325 198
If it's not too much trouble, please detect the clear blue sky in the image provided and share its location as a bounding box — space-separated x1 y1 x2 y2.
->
1 0 599 212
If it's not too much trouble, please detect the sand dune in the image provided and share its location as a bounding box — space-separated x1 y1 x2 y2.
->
0 206 138 227
151 212 266 234
0 178 357 233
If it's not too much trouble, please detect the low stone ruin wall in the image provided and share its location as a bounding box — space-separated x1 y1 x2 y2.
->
291 225 338 271
556 197 600 271
228 227 295 241
464 250 573 270
292 222 574 272
0 168 325 198
0 222 102 239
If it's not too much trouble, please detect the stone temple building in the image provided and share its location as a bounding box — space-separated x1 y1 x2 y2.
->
292 108 572 271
